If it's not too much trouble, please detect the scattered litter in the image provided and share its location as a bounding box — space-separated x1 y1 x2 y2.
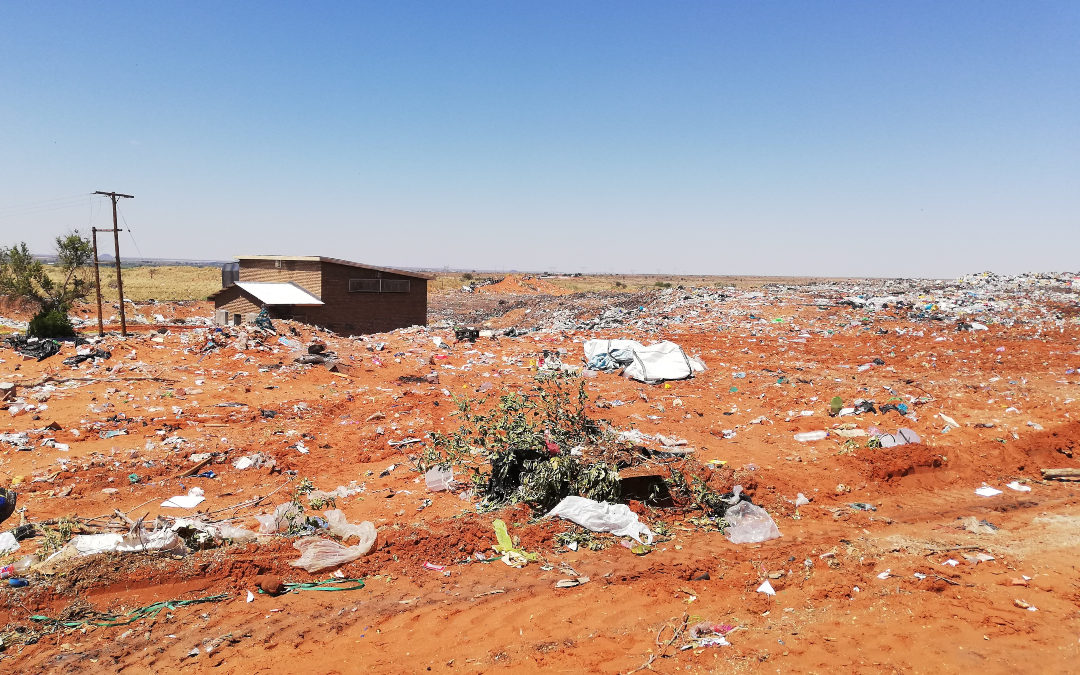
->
161 487 206 509
555 576 590 589
723 501 781 544
545 496 655 544
756 580 776 595
974 486 1003 497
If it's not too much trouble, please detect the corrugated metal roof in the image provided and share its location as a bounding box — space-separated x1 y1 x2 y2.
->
235 255 435 280
234 282 324 306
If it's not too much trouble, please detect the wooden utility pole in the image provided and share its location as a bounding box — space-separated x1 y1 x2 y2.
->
91 228 105 337
93 191 134 336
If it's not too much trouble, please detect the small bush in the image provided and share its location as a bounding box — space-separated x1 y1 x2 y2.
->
424 379 622 512
28 308 75 338
462 272 474 281
654 281 672 289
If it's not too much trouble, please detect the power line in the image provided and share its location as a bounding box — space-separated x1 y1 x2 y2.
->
0 197 96 221
0 193 90 213
117 204 144 258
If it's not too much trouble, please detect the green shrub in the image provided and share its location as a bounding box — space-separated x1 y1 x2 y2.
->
28 308 75 338
424 379 622 512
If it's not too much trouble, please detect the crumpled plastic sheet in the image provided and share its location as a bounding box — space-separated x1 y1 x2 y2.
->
546 496 655 544
323 510 377 544
723 500 781 544
255 503 302 534
425 466 455 492
290 525 377 573
877 427 922 448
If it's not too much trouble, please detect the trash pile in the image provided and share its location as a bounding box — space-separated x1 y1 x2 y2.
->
0 269 1077 671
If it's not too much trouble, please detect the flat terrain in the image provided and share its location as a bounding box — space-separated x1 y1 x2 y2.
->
1 272 1079 673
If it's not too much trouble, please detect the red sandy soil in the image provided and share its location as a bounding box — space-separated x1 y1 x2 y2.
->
0 287 1079 673
476 275 576 296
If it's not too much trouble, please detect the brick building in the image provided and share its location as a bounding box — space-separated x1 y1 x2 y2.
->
210 255 431 334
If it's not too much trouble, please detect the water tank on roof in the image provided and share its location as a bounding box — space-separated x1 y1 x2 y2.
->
221 262 239 288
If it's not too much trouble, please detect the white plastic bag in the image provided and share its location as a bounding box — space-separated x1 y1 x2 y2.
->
546 496 654 544
425 466 454 492
161 487 205 509
324 510 377 545
217 524 259 542
255 503 301 534
290 533 376 573
0 531 20 554
117 527 188 555
724 501 781 544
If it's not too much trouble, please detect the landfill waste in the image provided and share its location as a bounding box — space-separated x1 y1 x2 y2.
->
323 510 377 544
233 452 275 470
492 519 539 567
161 487 206 509
975 485 1003 497
62 348 112 366
686 622 733 647
307 482 364 503
545 496 655 545
876 428 922 447
583 339 706 383
255 503 303 534
723 501 781 544
794 431 828 442
0 488 17 524
290 532 377 573
3 335 61 361
425 466 455 492
0 531 20 554
254 307 275 332
756 580 776 595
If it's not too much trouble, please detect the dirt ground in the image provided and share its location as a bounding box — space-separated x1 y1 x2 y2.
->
1 275 1079 673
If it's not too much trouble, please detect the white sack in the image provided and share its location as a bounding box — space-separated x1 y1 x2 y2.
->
546 496 654 544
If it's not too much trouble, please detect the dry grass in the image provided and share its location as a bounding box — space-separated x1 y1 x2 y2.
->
44 265 220 302
28 266 854 306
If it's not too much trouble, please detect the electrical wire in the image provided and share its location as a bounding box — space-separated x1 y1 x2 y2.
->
117 204 145 259
0 193 89 214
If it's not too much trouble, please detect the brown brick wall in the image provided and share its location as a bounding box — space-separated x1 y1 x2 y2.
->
217 258 427 335
214 286 260 318
311 262 427 334
238 259 322 295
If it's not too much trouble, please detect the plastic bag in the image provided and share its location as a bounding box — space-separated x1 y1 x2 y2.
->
546 496 655 544
117 527 188 555
255 503 301 534
324 510 377 545
290 533 376 573
879 427 921 448
0 531 19 554
217 524 259 542
723 500 781 544
425 466 454 492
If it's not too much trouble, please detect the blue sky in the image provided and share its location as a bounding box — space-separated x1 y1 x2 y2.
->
1 2 1077 277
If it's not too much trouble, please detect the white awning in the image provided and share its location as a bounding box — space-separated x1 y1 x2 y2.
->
235 282 324 306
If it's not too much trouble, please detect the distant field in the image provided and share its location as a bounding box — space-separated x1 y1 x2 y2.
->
431 272 858 293
33 265 854 304
45 264 221 302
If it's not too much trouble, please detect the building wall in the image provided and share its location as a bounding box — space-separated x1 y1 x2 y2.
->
238 259 322 295
216 258 428 335
213 286 261 325
313 262 427 334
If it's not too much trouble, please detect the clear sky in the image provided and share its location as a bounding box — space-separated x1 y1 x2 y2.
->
1 2 1077 278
